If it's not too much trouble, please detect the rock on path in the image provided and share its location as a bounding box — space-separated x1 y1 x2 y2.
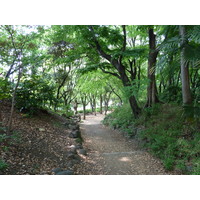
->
75 114 169 175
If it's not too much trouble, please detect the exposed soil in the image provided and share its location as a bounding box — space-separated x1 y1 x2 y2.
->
76 114 173 175
0 101 81 175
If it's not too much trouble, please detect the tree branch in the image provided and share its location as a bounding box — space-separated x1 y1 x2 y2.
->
99 67 121 80
88 25 112 62
108 83 123 105
119 25 126 65
122 25 127 52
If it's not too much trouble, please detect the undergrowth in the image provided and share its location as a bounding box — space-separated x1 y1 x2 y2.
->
102 103 200 175
103 104 135 134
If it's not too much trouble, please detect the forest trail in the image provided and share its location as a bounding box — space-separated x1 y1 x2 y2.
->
76 114 169 175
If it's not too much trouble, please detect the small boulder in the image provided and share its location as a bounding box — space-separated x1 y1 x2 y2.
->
68 145 77 153
67 152 77 159
75 144 83 149
69 130 81 138
77 149 87 156
69 124 79 131
75 114 81 122
56 170 74 175
52 168 63 174
186 165 193 172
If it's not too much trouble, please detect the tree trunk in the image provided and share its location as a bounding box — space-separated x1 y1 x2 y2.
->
89 25 141 118
146 28 159 107
117 63 141 117
7 67 23 134
129 95 141 119
73 100 78 114
179 25 192 105
159 81 162 94
104 101 108 115
104 95 108 115
0 102 2 124
93 96 96 116
99 94 103 114
83 104 86 120
137 63 141 90
104 91 112 115
81 95 87 120
119 67 141 118
89 97 94 113
108 84 123 106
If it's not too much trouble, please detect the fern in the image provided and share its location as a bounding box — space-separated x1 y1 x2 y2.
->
187 25 200 43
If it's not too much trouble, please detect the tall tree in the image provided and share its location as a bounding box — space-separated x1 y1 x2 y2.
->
87 25 141 118
1 25 38 133
146 27 160 107
179 25 192 105
7 66 23 134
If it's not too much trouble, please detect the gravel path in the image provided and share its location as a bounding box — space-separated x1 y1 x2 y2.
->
76 114 169 175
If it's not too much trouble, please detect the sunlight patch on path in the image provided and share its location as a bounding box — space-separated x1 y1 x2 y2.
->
77 114 169 175
102 151 144 156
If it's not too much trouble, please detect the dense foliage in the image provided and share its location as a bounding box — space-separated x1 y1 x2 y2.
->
0 25 200 174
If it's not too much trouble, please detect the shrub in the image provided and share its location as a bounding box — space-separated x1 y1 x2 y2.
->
0 77 12 100
102 103 135 135
15 76 56 115
159 86 182 103
192 159 200 175
136 104 200 174
103 103 200 174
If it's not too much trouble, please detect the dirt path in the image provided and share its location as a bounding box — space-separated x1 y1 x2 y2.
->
76 114 169 175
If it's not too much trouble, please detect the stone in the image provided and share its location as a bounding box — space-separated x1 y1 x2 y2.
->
69 130 81 138
71 116 81 123
56 170 74 175
64 119 75 128
75 144 83 149
74 154 81 161
65 119 73 124
69 124 79 131
52 168 63 174
77 149 87 155
69 144 76 148
76 115 81 122
186 165 193 172
68 145 77 153
67 152 77 159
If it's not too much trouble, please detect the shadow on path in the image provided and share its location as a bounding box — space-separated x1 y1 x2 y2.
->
77 114 169 175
